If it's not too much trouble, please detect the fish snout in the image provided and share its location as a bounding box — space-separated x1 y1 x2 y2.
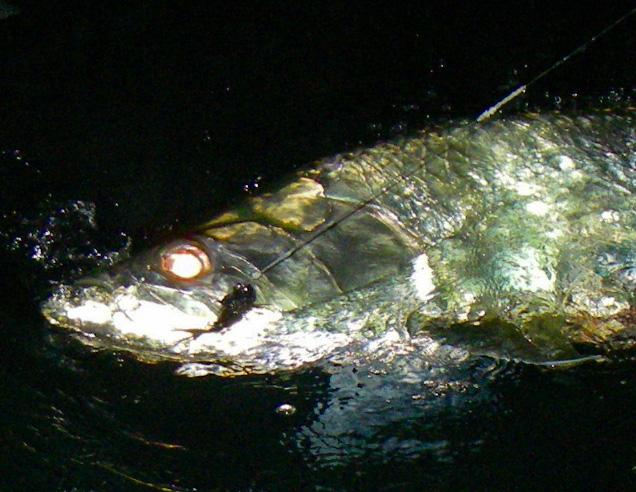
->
41 281 115 330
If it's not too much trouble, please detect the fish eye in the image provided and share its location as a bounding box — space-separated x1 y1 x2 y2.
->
160 243 212 280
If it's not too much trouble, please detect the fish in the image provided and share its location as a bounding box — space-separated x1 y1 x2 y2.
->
41 108 636 375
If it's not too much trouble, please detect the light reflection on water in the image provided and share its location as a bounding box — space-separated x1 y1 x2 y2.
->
2 117 636 490
3 289 636 491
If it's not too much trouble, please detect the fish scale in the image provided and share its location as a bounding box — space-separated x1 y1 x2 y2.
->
42 109 636 375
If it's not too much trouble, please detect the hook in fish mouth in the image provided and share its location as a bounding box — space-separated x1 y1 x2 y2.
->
40 105 636 375
40 272 301 364
40 262 371 375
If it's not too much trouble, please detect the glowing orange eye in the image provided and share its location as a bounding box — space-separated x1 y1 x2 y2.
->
160 243 212 280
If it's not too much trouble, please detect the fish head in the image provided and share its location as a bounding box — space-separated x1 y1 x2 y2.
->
41 234 306 372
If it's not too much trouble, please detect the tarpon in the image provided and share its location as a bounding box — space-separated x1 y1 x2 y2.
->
42 109 636 375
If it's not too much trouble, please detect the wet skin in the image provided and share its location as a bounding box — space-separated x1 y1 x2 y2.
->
42 110 636 375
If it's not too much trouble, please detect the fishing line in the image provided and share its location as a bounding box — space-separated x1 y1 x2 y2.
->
256 173 418 277
477 6 636 122
252 6 636 280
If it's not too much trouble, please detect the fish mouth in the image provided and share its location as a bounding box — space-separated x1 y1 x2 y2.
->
40 279 367 374
41 280 221 347
41 283 116 332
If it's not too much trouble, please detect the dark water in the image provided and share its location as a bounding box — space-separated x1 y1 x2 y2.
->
1 2 636 490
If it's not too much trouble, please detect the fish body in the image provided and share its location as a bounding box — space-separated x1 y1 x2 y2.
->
42 109 636 375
